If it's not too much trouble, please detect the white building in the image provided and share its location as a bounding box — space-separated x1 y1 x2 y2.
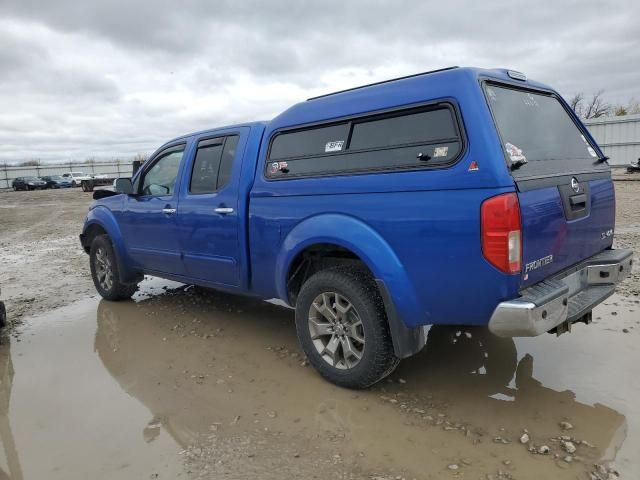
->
585 113 640 166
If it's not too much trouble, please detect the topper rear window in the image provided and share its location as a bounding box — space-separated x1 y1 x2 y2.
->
484 83 607 178
266 104 462 179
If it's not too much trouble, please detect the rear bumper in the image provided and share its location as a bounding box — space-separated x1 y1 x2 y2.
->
489 248 633 337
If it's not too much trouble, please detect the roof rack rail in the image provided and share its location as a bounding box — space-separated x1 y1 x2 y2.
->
306 66 459 101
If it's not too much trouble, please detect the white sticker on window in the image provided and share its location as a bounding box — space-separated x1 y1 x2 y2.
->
587 146 597 158
433 146 449 158
269 161 288 174
523 93 539 107
325 140 344 153
505 142 527 163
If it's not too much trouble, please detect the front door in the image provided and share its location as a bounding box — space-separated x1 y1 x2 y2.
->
120 144 186 276
177 132 244 286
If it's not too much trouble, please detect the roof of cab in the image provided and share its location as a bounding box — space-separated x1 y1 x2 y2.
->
161 121 269 148
266 66 554 133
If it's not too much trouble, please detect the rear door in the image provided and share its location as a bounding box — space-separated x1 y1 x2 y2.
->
177 131 245 287
484 83 614 286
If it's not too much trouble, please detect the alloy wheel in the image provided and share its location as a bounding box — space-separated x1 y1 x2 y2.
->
308 292 365 369
95 247 113 291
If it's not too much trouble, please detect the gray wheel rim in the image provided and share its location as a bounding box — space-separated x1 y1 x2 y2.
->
308 292 365 370
95 247 113 291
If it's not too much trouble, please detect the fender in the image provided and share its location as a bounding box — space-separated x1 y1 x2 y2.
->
82 206 139 284
275 213 426 358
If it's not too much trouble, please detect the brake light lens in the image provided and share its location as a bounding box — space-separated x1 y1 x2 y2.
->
481 193 522 274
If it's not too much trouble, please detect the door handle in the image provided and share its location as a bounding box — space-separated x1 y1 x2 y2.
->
162 208 177 215
214 207 234 215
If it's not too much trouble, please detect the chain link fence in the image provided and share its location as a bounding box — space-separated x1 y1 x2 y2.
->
0 162 134 190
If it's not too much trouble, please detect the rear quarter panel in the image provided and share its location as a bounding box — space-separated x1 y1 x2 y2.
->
250 186 520 327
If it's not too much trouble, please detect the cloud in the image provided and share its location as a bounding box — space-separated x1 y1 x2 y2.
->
0 0 638 163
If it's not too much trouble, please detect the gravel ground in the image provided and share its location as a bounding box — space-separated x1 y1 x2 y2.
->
0 181 638 480
0 188 94 324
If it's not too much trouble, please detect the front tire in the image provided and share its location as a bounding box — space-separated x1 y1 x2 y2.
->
295 266 399 389
90 234 137 301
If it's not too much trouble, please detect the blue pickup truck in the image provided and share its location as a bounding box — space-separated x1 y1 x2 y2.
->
81 67 633 388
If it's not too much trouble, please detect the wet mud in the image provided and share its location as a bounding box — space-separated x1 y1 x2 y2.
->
0 283 637 479
0 182 638 479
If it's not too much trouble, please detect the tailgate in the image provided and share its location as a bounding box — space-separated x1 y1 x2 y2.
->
484 83 615 287
518 175 615 286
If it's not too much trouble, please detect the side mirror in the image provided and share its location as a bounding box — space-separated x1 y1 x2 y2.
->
114 178 134 194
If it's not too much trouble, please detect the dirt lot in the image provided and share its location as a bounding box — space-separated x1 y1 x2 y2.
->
0 183 639 479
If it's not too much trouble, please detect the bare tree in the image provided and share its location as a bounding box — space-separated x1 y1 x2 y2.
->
569 93 584 116
614 105 628 116
583 90 610 119
611 98 640 117
627 98 640 115
133 153 149 164
18 159 40 167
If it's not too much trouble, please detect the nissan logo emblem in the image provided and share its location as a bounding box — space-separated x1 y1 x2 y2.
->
571 177 580 193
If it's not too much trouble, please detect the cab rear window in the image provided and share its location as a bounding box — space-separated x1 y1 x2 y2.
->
266 105 462 179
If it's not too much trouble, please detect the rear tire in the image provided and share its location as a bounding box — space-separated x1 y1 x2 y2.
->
90 234 137 301
295 266 399 389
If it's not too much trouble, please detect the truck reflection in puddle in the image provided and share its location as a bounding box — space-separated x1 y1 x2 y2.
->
93 288 626 476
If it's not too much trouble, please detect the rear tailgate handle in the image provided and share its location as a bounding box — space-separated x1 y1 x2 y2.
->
569 194 586 209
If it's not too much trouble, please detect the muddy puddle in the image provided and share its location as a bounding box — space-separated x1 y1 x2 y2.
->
0 280 638 479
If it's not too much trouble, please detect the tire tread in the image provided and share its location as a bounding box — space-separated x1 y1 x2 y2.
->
90 234 137 301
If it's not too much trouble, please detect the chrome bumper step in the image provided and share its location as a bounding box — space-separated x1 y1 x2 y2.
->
488 248 633 337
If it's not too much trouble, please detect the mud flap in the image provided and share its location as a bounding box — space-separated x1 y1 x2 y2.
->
375 279 426 358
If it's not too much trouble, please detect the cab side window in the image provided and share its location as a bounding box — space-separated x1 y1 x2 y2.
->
189 135 239 194
141 148 184 196
190 139 224 194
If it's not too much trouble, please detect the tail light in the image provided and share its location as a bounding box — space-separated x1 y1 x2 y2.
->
481 192 522 274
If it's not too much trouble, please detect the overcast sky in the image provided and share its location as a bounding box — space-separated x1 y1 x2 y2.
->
0 0 638 163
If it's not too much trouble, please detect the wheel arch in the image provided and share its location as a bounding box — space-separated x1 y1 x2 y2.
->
276 214 426 358
82 207 139 283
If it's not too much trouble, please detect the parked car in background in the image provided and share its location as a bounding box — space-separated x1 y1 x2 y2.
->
12 176 47 190
81 67 632 388
41 175 73 189
61 172 90 186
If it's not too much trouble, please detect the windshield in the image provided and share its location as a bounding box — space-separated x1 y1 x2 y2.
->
485 84 605 177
